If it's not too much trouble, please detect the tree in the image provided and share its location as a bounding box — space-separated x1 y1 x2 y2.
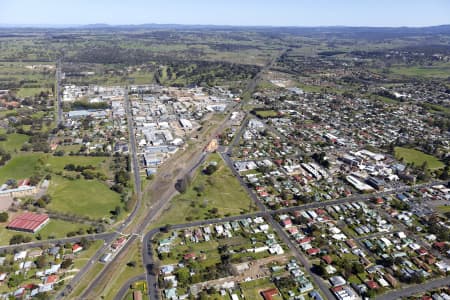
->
112 206 121 216
61 259 73 269
29 175 41 186
127 261 137 267
79 237 91 249
175 267 190 285
193 184 205 196
9 234 32 245
0 212 8 222
352 262 364 274
313 263 326 276
7 273 24 288
204 164 218 175
439 166 449 180
36 198 46 208
175 175 190 194
35 256 47 268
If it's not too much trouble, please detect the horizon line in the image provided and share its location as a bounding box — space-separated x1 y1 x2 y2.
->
1 22 449 29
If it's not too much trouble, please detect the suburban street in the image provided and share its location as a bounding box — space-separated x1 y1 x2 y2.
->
375 276 450 300
0 232 115 254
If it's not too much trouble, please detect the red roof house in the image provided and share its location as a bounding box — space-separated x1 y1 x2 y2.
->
282 218 292 228
346 239 357 249
45 275 59 285
72 244 83 254
112 237 127 250
306 248 320 256
322 255 333 264
183 253 196 260
366 280 379 290
261 288 279 300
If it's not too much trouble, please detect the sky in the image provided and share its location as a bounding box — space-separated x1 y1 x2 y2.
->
1 0 450 27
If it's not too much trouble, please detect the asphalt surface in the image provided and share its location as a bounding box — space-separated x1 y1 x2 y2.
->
114 275 146 300
56 59 63 125
0 232 115 254
375 276 450 300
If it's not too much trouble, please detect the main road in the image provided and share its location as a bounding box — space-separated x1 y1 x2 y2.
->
74 88 143 299
56 59 63 125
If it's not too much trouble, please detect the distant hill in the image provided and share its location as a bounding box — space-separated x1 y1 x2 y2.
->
0 23 449 40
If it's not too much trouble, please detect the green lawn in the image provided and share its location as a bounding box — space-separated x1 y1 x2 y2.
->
240 278 279 300
38 219 90 239
394 147 444 170
46 155 107 172
47 175 121 220
0 153 42 182
17 87 51 98
0 133 29 153
153 153 254 226
255 110 279 118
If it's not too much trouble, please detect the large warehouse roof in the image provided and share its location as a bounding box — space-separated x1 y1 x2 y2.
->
7 212 50 233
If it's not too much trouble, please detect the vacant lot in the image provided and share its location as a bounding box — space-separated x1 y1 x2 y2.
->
47 175 121 220
394 147 444 170
154 153 254 225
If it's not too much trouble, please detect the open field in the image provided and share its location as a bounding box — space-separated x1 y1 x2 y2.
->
394 147 444 170
46 155 108 172
17 87 51 98
255 110 279 118
0 153 42 182
47 175 121 220
38 219 90 239
152 153 254 226
0 133 29 153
